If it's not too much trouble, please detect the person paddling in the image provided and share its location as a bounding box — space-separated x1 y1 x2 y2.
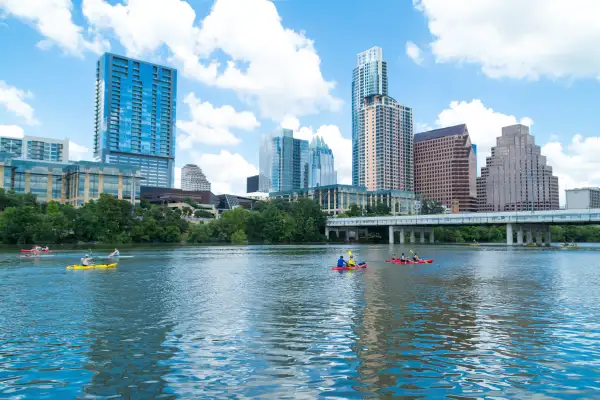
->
337 256 347 268
391 253 398 261
413 253 420 262
348 255 356 267
108 248 120 258
400 253 406 262
81 254 94 266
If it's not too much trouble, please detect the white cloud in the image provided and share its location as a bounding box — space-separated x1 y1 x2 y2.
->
0 125 24 138
405 41 423 65
191 150 257 195
433 99 533 170
68 141 93 161
542 135 600 206
82 0 341 120
176 93 260 148
0 0 108 55
415 122 432 134
414 0 600 80
174 167 182 189
281 117 351 185
0 81 39 125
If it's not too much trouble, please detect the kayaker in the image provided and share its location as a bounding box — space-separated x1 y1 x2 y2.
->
81 254 94 266
108 248 120 257
400 253 406 261
391 254 398 261
42 246 49 251
348 255 356 267
413 253 420 261
337 256 347 268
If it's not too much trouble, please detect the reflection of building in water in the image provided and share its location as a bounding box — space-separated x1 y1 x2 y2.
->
353 267 479 394
83 272 176 398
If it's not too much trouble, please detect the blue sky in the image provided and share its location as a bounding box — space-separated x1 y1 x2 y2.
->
1 0 599 202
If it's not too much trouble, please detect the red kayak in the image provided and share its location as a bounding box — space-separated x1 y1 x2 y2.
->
386 259 433 264
20 249 51 253
332 263 368 271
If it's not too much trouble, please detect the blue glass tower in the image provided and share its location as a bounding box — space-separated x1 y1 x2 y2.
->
270 129 309 192
94 53 176 188
308 136 337 188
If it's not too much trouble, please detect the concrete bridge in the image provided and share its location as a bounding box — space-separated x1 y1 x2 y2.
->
325 208 600 245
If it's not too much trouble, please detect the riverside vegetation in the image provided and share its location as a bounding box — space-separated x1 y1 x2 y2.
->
1 189 598 245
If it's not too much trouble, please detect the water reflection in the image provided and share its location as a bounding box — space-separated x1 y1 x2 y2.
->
0 245 599 398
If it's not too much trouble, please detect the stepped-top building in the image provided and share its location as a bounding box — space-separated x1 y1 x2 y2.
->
181 164 211 191
477 124 559 211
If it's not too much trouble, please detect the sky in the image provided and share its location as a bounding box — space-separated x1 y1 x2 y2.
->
0 0 599 205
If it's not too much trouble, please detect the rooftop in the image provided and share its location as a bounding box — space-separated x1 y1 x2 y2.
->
414 124 467 143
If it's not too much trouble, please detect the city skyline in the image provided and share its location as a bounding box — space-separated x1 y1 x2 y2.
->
1 0 599 203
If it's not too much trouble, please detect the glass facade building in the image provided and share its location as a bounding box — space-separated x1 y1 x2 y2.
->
308 136 337 187
94 53 176 188
269 129 309 193
269 184 417 216
0 157 141 206
352 47 414 191
0 135 68 162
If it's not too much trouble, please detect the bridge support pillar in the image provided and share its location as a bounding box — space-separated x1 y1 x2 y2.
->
506 223 514 245
344 229 350 243
400 228 405 244
545 227 552 247
526 230 533 245
410 230 415 244
517 226 523 245
389 226 394 244
325 227 330 239
430 230 435 244
536 231 543 246
420 230 425 244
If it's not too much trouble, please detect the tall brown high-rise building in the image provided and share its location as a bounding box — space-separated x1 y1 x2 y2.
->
477 124 559 211
414 124 477 212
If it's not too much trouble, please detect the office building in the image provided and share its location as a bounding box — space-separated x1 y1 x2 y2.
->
246 175 259 193
257 133 273 193
352 47 413 191
181 164 211 191
0 135 69 162
477 124 559 211
268 129 309 193
0 157 141 206
414 124 477 213
270 184 417 216
565 188 600 209
308 136 337 187
94 53 176 188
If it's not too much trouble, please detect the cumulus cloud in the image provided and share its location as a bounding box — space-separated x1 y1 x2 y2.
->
542 135 600 206
190 150 258 195
0 81 39 125
0 125 24 138
433 99 533 170
281 116 351 185
176 93 259 148
405 41 423 65
0 0 108 55
414 0 600 80
68 141 93 161
82 0 341 120
174 166 182 189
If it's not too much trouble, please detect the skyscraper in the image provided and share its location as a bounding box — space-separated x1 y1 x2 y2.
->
352 47 413 191
308 136 337 188
414 124 477 212
477 124 559 211
257 133 273 193
0 135 69 162
94 53 177 188
270 129 309 192
181 164 211 191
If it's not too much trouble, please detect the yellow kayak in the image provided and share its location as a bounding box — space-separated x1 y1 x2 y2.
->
66 263 117 270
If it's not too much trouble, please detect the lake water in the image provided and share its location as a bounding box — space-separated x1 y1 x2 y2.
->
1 245 599 398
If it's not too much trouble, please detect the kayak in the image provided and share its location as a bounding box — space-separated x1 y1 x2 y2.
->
66 263 117 270
386 259 434 264
21 249 51 253
332 262 368 271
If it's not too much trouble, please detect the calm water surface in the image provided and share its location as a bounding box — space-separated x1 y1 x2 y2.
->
1 245 599 398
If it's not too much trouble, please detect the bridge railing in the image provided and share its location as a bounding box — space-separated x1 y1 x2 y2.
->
326 208 600 227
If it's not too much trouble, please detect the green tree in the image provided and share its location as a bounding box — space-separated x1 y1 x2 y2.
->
420 199 444 215
231 229 248 244
0 206 43 244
